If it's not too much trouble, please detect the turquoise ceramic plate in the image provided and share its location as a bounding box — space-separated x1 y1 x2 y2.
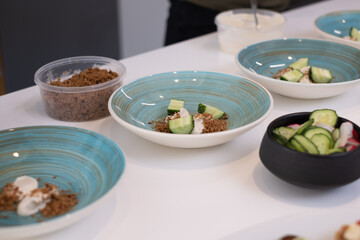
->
0 126 125 239
109 71 273 148
236 38 360 99
315 10 360 49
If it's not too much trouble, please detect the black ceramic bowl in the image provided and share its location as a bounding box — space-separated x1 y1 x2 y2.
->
259 112 360 188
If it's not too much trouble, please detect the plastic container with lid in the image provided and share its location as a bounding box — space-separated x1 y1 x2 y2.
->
215 8 285 54
34 56 126 121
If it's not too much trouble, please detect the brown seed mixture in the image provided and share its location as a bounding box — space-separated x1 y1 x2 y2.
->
148 112 228 133
0 183 21 211
42 67 120 121
49 67 118 87
201 113 228 133
38 183 78 218
149 120 171 133
0 181 78 218
273 67 292 79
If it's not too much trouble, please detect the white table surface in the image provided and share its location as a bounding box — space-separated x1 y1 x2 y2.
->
1 0 360 239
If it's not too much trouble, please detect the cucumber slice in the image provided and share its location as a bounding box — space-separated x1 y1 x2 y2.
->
167 99 184 115
327 148 346 154
198 103 224 119
304 127 333 145
332 128 340 141
168 115 194 134
310 133 332 154
309 109 338 127
285 141 296 150
296 119 314 135
310 66 332 83
350 27 360 41
274 126 297 140
293 135 319 154
289 58 309 70
273 128 280 135
272 132 288 145
280 69 304 82
334 138 341 149
290 138 307 153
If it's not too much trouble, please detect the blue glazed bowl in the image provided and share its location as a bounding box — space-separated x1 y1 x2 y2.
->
0 126 125 239
315 10 360 49
236 38 360 99
109 71 273 148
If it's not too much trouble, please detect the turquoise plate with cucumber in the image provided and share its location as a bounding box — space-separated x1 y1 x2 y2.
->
259 111 360 187
315 10 360 49
236 38 360 99
108 71 273 148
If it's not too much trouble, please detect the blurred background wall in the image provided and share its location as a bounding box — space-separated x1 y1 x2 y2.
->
119 0 169 58
0 0 169 94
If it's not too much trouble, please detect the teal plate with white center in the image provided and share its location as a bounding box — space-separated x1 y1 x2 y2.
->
0 126 125 239
108 71 273 148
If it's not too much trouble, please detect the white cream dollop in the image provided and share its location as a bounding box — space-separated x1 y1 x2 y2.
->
179 108 190 118
191 115 205 134
300 66 310 75
17 191 51 216
299 74 312 84
13 175 38 198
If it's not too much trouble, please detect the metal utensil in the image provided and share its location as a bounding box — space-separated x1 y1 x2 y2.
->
250 0 259 29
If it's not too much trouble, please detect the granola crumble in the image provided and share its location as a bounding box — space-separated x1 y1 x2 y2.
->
0 178 78 218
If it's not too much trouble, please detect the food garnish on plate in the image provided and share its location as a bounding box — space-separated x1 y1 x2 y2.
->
149 99 228 134
273 58 333 84
0 175 78 219
344 27 360 42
